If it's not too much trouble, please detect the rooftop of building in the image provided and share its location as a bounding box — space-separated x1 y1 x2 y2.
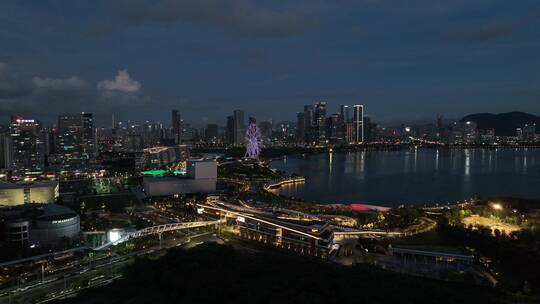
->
143 176 190 183
0 203 77 222
258 216 332 238
0 180 59 190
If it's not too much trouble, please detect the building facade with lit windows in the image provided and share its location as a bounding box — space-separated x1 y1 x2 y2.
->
57 112 95 171
233 110 245 145
0 131 13 170
9 116 45 175
0 181 59 207
141 145 189 171
314 101 327 144
199 204 334 258
235 216 333 257
353 105 364 144
171 109 182 144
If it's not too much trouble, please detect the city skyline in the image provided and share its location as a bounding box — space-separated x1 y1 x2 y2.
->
1 1 540 126
2 3 540 303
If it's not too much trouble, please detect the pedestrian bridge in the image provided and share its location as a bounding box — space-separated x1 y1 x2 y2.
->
94 219 225 251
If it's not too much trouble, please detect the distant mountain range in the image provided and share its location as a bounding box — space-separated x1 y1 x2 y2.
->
461 111 539 136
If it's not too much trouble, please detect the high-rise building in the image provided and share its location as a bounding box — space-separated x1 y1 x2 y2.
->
205 124 219 143
462 121 478 144
353 105 364 143
226 116 234 145
296 112 305 143
123 134 143 152
345 122 355 143
181 123 195 142
340 105 351 123
258 121 273 143
171 109 181 144
479 129 495 144
363 116 375 143
233 110 245 145
326 113 344 144
450 121 477 144
303 105 314 143
436 115 444 139
516 128 523 140
0 131 13 170
142 122 163 147
57 113 94 170
522 124 536 142
9 116 45 174
314 101 327 144
44 128 57 156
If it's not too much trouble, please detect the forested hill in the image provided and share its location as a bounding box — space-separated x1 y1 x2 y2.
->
461 112 539 136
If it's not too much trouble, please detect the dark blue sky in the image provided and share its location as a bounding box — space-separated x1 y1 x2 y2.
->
1 0 540 126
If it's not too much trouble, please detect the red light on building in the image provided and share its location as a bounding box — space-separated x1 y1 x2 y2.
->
349 204 370 212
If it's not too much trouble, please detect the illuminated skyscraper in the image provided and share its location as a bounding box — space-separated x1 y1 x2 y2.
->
353 105 364 144
314 101 327 144
303 105 314 143
340 105 351 123
171 109 181 144
9 116 45 174
142 122 163 147
327 113 344 144
57 113 95 170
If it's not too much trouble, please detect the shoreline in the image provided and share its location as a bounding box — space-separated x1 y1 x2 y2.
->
263 175 483 210
265 149 540 209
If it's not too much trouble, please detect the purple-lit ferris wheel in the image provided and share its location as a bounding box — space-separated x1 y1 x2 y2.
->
245 117 262 159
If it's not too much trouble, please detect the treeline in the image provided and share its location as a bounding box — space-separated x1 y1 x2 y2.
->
380 208 421 229
58 243 499 304
437 217 540 293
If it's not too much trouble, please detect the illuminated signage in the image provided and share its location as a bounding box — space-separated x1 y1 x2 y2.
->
236 216 245 223
197 208 205 214
52 218 74 224
15 119 35 123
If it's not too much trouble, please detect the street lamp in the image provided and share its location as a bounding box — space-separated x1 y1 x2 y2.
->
491 203 503 211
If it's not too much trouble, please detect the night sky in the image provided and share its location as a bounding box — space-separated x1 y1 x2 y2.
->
1 1 540 126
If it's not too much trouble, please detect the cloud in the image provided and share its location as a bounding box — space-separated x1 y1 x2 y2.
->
0 65 151 123
97 69 141 93
96 69 150 107
114 0 311 38
0 62 31 99
0 66 93 119
97 90 151 106
446 7 540 44
0 62 8 78
449 24 514 43
32 76 88 90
